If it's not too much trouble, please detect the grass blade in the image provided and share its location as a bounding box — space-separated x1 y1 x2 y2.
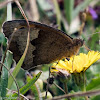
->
12 71 42 97
64 0 74 25
73 0 93 19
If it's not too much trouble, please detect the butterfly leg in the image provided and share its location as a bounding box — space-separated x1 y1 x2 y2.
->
65 58 70 61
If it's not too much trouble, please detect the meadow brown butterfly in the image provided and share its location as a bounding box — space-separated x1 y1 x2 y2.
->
2 20 83 70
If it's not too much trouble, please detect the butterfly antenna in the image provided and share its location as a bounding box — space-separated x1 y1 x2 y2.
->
27 65 42 71
83 43 91 51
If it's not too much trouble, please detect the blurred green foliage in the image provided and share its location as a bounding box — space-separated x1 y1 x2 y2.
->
0 0 100 100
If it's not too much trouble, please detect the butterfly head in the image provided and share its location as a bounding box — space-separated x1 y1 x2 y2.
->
69 38 84 56
73 38 84 47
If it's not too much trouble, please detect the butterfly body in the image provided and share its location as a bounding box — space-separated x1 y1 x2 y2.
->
2 20 83 70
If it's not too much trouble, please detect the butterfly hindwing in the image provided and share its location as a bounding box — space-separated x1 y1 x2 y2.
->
3 20 74 70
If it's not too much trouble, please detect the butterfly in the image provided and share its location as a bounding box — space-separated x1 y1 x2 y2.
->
2 20 84 70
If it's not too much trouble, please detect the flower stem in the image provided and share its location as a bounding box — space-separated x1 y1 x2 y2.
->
83 72 89 100
64 82 68 94
63 82 71 100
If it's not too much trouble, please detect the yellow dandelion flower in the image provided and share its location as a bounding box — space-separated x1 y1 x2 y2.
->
51 51 100 73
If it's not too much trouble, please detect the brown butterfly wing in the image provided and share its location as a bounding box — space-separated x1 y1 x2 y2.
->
2 20 73 70
31 30 73 66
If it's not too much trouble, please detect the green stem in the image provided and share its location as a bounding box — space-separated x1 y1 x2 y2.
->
63 82 71 100
64 82 68 94
83 72 89 100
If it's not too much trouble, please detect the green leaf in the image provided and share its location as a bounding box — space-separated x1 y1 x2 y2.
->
64 0 74 25
91 95 100 100
53 0 61 29
86 77 100 90
8 53 26 89
88 27 100 51
0 51 13 98
6 51 13 69
88 33 100 50
0 32 7 51
73 0 93 19
0 66 8 98
27 76 42 100
12 71 42 97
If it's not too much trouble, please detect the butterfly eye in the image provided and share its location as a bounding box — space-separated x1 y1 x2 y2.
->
79 39 84 46
73 39 84 47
